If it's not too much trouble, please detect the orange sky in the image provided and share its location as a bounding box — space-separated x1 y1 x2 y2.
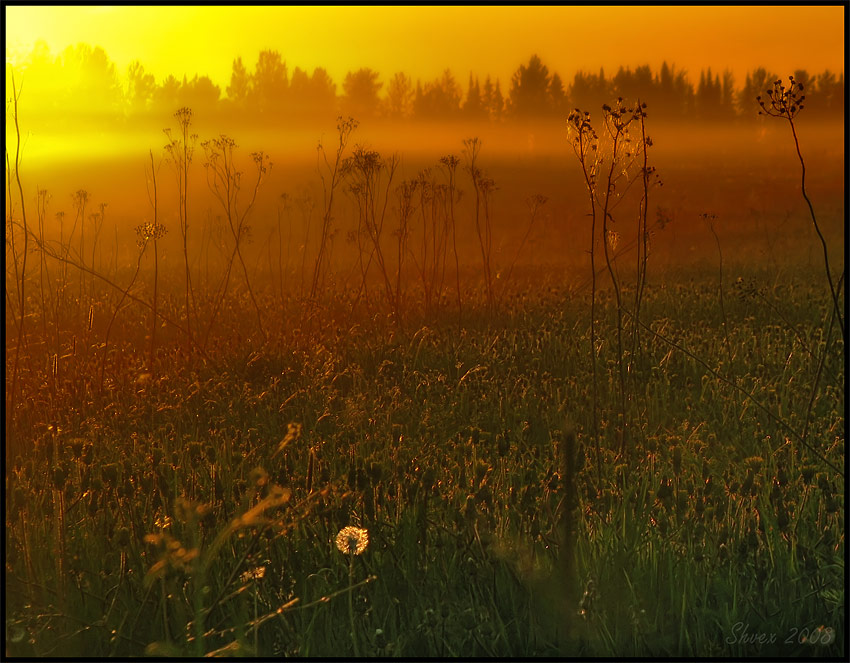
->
5 5 845 88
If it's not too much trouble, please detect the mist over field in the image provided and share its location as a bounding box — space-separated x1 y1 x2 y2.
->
14 115 846 282
7 40 844 285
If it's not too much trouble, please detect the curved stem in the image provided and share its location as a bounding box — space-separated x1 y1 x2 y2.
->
788 118 844 339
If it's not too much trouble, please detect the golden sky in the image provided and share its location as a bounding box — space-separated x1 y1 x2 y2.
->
5 5 845 88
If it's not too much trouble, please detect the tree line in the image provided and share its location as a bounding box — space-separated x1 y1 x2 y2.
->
10 43 846 131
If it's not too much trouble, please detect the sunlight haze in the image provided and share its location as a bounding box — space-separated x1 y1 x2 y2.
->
6 5 845 89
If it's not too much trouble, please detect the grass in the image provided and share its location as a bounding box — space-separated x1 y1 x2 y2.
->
4 257 844 657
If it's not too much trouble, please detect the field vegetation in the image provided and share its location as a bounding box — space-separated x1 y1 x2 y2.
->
4 69 845 657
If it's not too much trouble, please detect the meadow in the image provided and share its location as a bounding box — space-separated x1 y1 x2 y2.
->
4 90 845 657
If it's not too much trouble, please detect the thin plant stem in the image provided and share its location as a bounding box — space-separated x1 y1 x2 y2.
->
348 554 360 657
8 73 29 448
787 119 844 339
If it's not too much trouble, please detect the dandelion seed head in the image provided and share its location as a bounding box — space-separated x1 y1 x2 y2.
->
335 526 369 555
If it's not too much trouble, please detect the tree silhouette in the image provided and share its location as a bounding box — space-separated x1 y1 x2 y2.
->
127 60 156 115
481 76 494 118
696 68 723 120
152 74 182 114
720 69 736 119
59 44 123 123
251 50 288 116
463 74 486 119
658 61 674 102
11 40 842 136
342 68 382 119
814 70 844 116
178 75 220 112
386 71 414 119
489 78 505 121
739 67 778 117
612 65 654 108
508 54 552 117
569 69 610 115
226 57 251 108
549 72 567 116
289 66 312 114
288 66 337 123
674 68 695 118
413 69 462 120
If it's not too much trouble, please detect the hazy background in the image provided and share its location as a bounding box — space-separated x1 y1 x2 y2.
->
5 6 845 288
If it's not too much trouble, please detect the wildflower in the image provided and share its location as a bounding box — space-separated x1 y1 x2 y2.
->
335 526 369 555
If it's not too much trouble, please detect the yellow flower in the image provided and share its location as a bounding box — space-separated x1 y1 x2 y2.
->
335 526 369 555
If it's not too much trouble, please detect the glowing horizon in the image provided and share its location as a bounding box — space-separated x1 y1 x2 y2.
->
5 5 845 91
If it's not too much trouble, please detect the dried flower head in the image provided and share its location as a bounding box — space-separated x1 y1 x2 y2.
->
440 154 460 170
335 526 369 555
756 76 806 120
135 221 168 242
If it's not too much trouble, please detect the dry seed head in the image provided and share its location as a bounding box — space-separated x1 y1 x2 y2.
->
135 221 168 241
336 526 369 555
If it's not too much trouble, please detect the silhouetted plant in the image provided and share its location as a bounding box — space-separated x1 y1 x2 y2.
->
201 135 271 345
411 168 436 313
164 106 199 348
7 73 30 447
54 209 68 315
297 190 316 301
439 154 463 319
567 107 601 479
141 149 167 372
89 202 107 274
598 98 645 455
34 188 52 344
410 167 453 317
757 76 844 338
99 227 150 393
757 75 845 472
343 147 398 320
311 117 357 305
569 98 654 459
463 138 496 313
393 179 419 324
631 101 660 364
71 189 89 314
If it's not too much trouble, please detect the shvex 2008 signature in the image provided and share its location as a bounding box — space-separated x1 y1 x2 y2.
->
725 622 835 646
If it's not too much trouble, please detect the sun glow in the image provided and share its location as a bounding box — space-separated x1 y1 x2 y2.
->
5 5 844 92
